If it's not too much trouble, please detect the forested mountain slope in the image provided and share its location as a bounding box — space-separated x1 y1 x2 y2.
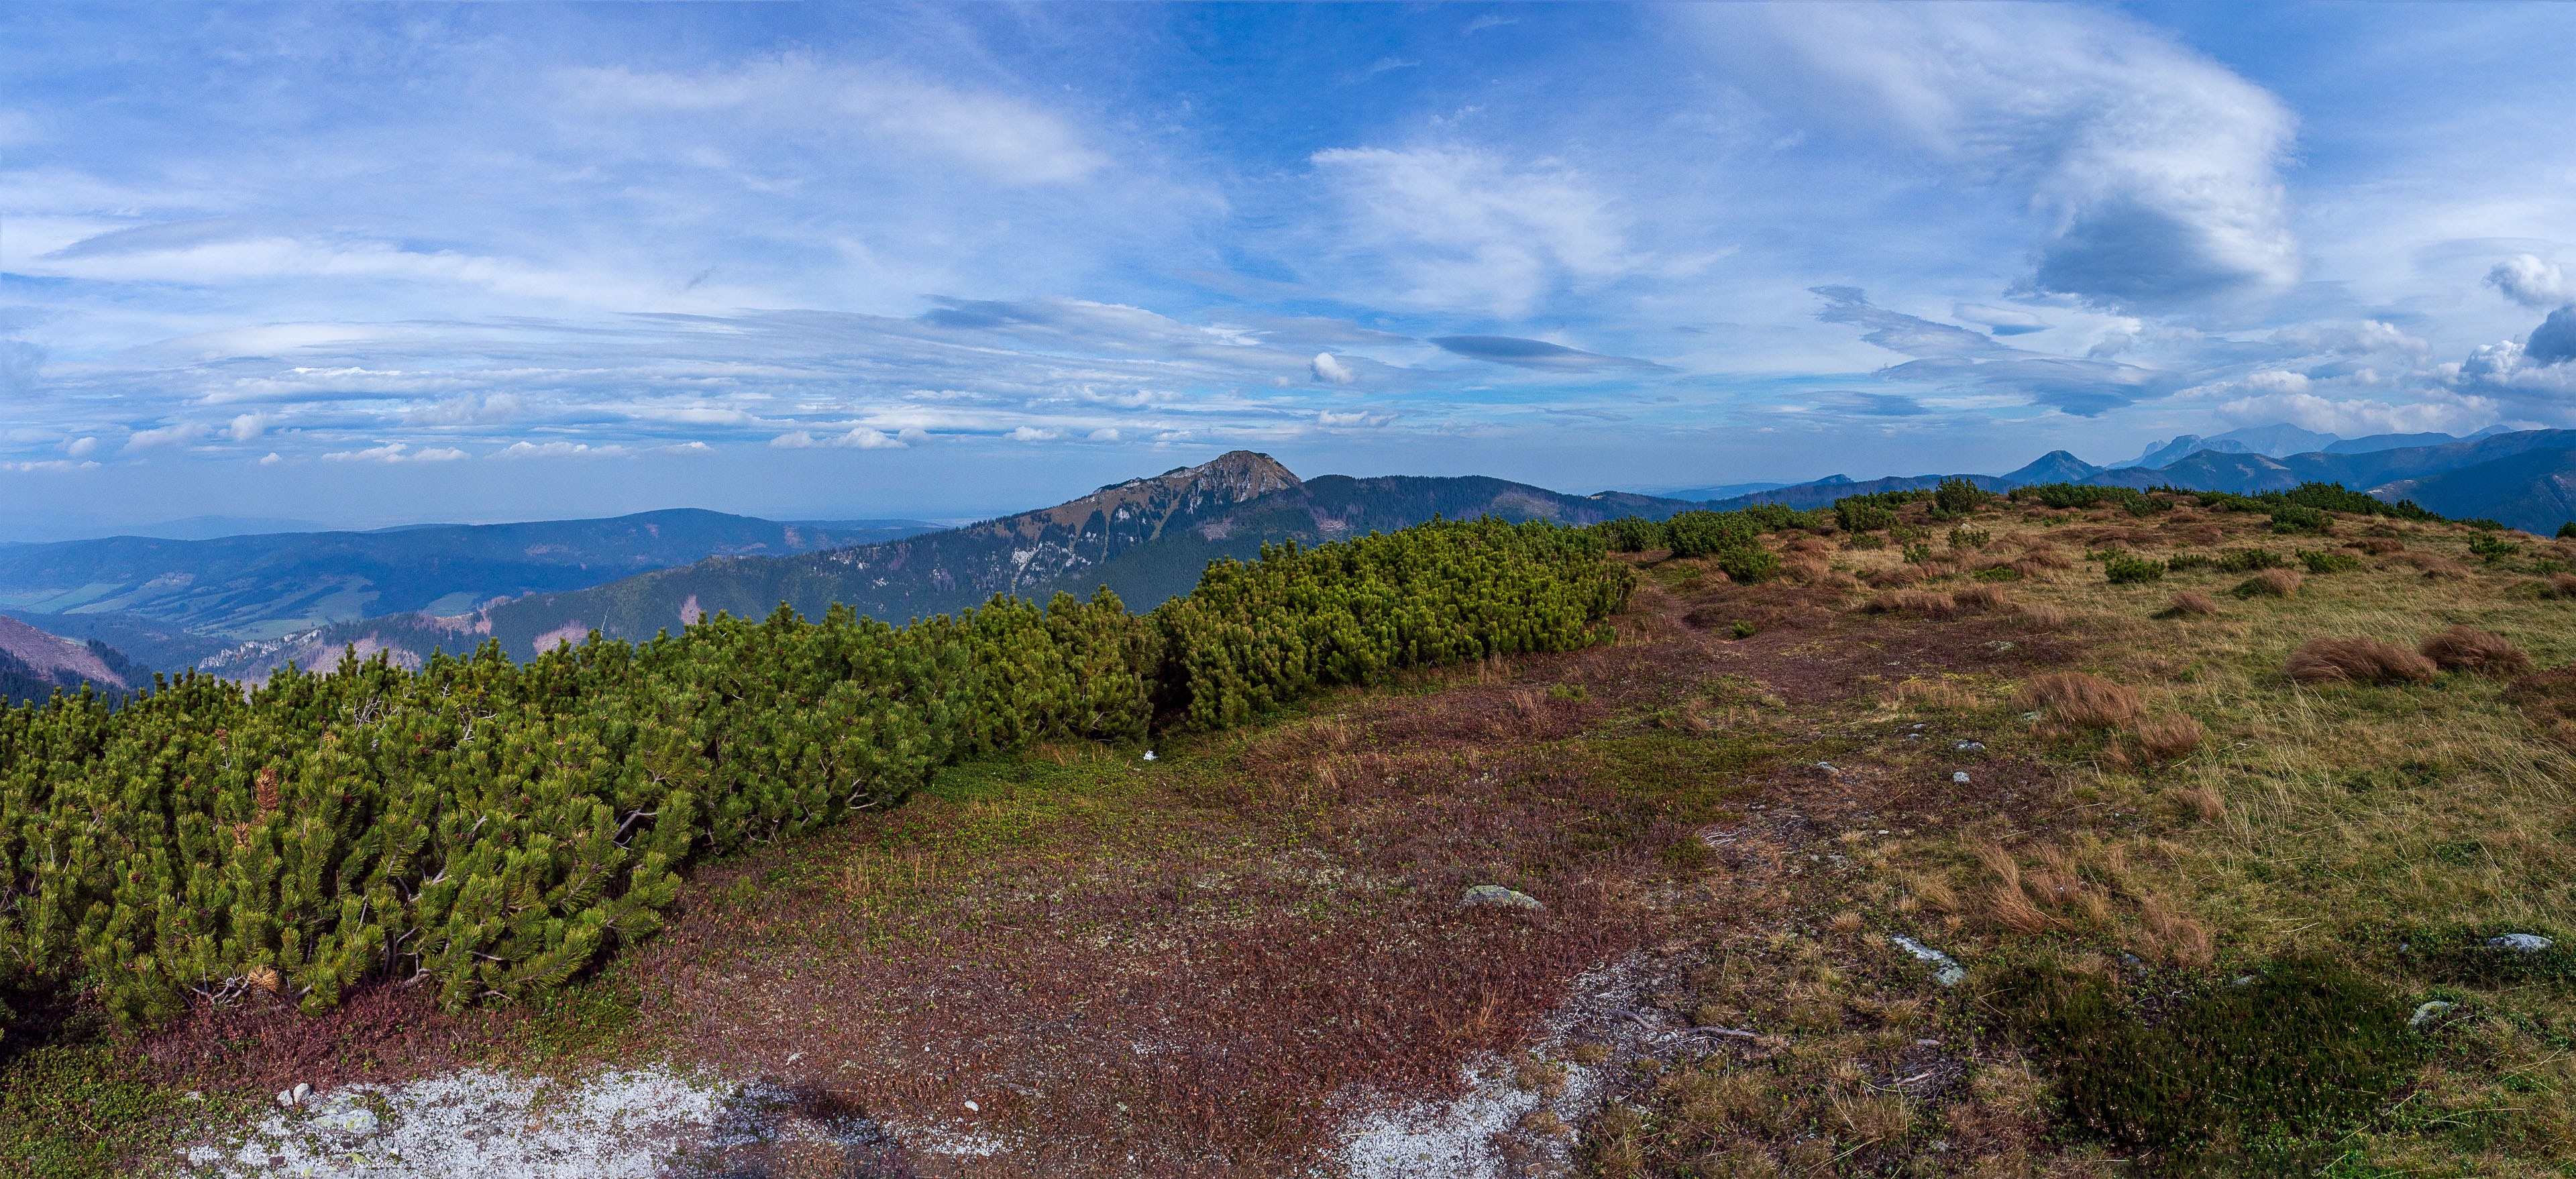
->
198 453 1699 675
0 509 935 653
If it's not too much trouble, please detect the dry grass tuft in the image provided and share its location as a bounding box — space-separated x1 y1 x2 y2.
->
2170 783 2226 821
2164 590 2220 616
2017 548 2078 571
2418 624 2532 677
1953 583 2015 611
2404 552 2471 579
2011 672 2143 727
1866 564 1927 589
2134 714 2204 761
2138 894 2216 965
2548 571 2576 598
2017 603 2068 630
2354 536 2406 555
1865 590 1958 618
2286 636 2437 685
1889 677 1978 710
2237 568 2304 598
1781 556 1832 584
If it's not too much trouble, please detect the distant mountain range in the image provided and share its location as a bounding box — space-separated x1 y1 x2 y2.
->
17 421 2576 687
183 453 1707 679
1693 427 2576 532
0 510 937 671
2108 423 2512 469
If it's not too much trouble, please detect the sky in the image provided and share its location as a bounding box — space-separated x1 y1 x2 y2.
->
4 2 2575 532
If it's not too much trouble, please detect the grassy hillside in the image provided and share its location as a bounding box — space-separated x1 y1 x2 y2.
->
9 492 2574 1177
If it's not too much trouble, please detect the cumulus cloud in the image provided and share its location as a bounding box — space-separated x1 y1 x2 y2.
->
228 413 268 443
2485 254 2571 309
1316 409 1395 427
1309 352 1356 385
769 428 905 450
121 422 212 452
258 452 283 465
1005 426 1065 442
489 441 634 459
1952 304 2049 336
322 442 469 463
64 437 98 458
1700 3 2299 314
2526 306 2576 367
1430 335 1665 372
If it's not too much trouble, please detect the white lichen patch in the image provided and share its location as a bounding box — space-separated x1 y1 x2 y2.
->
180 1066 733 1179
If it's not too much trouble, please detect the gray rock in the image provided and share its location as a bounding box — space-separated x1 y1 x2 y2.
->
2408 1001 2456 1029
1954 740 1985 751
1951 771 1971 783
2488 934 2555 954
1461 885 1542 909
323 1107 380 1136
292 1082 311 1104
1888 935 1968 987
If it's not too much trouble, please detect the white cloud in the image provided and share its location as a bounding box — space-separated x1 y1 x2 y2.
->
2270 321 2429 357
121 422 212 452
489 441 634 460
228 412 268 443
2213 390 2497 437
1005 426 1065 442
1951 303 2049 336
1317 409 1395 427
321 442 470 463
1697 3 2300 314
769 427 905 449
556 56 1107 185
405 394 527 427
1087 428 1122 442
258 452 283 465
2486 254 2571 309
64 436 98 458
1310 352 1356 385
1311 146 1635 318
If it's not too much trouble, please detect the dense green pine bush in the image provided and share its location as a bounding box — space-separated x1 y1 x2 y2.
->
0 517 1631 1031
2104 557 2168 584
1593 515 1667 553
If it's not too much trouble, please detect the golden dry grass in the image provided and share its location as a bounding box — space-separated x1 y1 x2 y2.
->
2165 590 2220 616
2011 672 2143 727
2134 714 2204 760
1953 583 2015 611
2016 602 2068 630
2286 636 2438 684
2419 624 2533 676
1865 589 1957 618
2238 567 2304 597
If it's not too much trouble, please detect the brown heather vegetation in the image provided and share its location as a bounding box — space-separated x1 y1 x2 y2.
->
2237 567 2303 597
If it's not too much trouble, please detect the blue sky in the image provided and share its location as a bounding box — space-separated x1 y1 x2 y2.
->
5 2 2575 530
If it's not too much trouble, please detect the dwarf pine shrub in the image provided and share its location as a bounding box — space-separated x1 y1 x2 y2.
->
0 517 1633 1030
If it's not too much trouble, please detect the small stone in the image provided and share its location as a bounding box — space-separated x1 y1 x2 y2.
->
1461 885 1543 909
276 1088 294 1107
292 1082 311 1103
2232 974 2257 987
2408 1001 2455 1029
1951 771 1970 783
964 1099 980 1112
1889 935 1966 987
325 1107 379 1137
1953 740 1985 751
2488 934 2555 954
